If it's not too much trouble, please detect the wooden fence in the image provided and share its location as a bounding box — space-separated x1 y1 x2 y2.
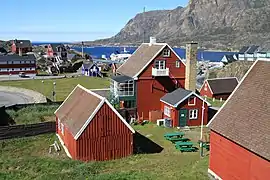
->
0 122 56 140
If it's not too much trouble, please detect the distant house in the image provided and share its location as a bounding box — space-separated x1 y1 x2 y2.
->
0 54 37 75
207 60 270 180
221 54 237 65
46 43 67 60
200 77 239 100
67 53 78 61
81 62 102 77
255 47 270 59
0 47 7 54
11 39 32 54
160 88 210 127
238 45 260 61
55 85 135 161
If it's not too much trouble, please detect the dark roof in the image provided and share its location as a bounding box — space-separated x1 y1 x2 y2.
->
111 75 133 83
117 43 166 77
13 40 31 48
0 54 36 62
0 47 7 53
246 45 260 54
223 55 237 63
208 60 270 161
90 89 110 99
160 88 192 106
207 77 238 94
238 46 250 54
50 43 66 52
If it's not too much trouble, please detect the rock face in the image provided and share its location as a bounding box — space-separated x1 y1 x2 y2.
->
91 0 270 50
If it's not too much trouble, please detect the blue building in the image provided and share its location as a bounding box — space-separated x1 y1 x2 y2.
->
81 62 102 77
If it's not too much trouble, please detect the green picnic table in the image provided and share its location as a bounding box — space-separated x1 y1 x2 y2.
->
164 132 185 139
166 137 190 143
197 141 210 151
175 141 198 152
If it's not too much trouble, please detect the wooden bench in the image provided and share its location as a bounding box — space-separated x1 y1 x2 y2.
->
167 137 190 143
175 141 198 152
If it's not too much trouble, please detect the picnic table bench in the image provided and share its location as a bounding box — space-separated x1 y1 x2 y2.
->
175 141 198 152
164 132 185 139
166 137 190 143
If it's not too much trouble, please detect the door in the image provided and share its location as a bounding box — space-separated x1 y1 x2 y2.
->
179 109 188 127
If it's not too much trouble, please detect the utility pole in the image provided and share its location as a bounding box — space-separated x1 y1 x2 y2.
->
81 41 84 58
143 6 146 43
200 98 205 157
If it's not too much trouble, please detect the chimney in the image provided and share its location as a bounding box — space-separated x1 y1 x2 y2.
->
185 42 198 92
19 48 22 56
149 37 156 46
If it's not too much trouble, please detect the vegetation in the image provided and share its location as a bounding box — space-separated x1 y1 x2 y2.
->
0 76 110 101
6 104 58 125
0 124 210 180
206 97 224 107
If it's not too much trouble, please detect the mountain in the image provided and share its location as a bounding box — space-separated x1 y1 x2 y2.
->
88 0 270 50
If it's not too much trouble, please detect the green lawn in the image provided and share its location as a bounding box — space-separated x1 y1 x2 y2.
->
0 124 210 180
206 97 225 107
0 77 110 101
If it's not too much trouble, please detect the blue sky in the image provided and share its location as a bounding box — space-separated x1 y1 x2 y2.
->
0 0 188 42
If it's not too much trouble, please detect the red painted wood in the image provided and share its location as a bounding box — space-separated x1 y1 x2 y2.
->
209 131 270 180
0 64 36 68
199 82 213 98
137 46 186 119
0 70 37 75
161 96 208 127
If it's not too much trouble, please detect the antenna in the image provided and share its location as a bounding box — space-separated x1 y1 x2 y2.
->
143 6 146 43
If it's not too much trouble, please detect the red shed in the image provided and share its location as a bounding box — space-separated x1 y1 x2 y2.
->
207 60 270 180
55 84 135 161
199 77 238 100
160 88 210 127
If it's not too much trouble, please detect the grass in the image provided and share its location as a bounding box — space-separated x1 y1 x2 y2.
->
0 124 210 180
206 97 225 107
6 104 58 124
0 76 110 101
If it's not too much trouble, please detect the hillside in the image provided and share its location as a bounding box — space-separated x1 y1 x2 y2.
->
89 0 270 50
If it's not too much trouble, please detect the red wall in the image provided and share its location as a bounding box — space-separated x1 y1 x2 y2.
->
161 96 208 127
47 45 54 57
0 70 36 75
209 131 270 180
76 103 133 161
11 44 16 53
199 82 213 98
137 46 186 119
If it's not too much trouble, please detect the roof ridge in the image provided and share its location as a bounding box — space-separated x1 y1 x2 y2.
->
207 77 238 81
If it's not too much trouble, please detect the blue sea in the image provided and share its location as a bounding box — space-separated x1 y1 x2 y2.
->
32 42 236 62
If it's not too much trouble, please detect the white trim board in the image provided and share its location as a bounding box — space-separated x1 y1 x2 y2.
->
208 168 222 180
56 133 72 158
206 60 259 127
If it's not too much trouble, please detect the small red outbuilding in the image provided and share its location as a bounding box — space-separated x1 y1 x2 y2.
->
160 88 210 127
207 60 270 180
55 84 135 161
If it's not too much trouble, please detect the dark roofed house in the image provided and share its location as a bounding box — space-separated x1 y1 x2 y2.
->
55 84 135 161
0 47 7 54
207 60 270 180
238 46 250 54
46 43 67 59
221 54 237 64
11 39 32 54
81 62 102 77
200 77 239 100
238 45 260 61
160 88 210 127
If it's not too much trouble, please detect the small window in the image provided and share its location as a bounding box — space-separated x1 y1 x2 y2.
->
189 109 198 120
30 68 32 70
11 61 14 64
154 60 166 69
12 68 14 71
164 106 171 117
204 84 208 91
176 60 180 68
25 68 27 70
163 49 171 57
188 96 196 106
61 123 64 134
20 68 22 70
7 68 9 71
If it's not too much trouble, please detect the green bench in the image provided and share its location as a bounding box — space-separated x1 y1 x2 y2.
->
197 141 210 151
167 137 190 143
175 141 198 152
164 132 185 138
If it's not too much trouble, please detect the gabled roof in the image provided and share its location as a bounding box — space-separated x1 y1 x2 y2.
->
54 85 135 140
160 88 210 107
246 45 260 54
49 43 66 52
111 75 133 83
13 40 31 48
207 60 270 161
206 77 238 95
117 43 183 78
82 62 95 69
238 46 250 54
90 88 110 99
222 55 237 63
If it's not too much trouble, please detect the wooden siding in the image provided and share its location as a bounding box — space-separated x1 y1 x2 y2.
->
161 96 208 127
209 131 270 180
76 103 133 161
137 46 186 119
0 70 36 75
199 82 213 98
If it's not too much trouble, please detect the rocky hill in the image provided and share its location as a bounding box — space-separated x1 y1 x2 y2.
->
89 0 270 50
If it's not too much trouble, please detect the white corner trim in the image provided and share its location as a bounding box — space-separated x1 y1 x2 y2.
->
54 84 80 115
206 60 259 127
208 168 223 180
56 133 72 158
74 98 105 140
132 44 167 78
105 99 135 133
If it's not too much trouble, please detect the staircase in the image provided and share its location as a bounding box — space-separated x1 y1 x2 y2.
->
169 72 179 88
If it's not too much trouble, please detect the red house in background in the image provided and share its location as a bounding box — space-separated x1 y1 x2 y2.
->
200 77 238 100
55 85 135 161
11 39 32 54
207 60 270 180
160 88 210 127
46 43 67 60
111 38 200 120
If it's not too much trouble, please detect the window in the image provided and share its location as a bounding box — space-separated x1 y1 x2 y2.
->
20 68 22 70
176 60 180 68
30 68 32 70
154 60 166 69
164 106 171 117
188 96 196 106
12 68 14 71
61 123 64 134
163 49 171 57
189 109 198 120
204 84 208 91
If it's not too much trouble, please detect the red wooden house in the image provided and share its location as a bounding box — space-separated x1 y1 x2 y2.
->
207 60 270 180
11 39 32 54
55 84 135 161
200 77 238 100
160 88 210 127
111 38 198 120
46 43 67 60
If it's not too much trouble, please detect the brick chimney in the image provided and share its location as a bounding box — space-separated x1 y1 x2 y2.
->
185 42 198 92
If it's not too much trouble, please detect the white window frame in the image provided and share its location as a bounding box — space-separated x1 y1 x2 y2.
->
154 60 166 69
163 49 171 57
164 106 171 117
189 109 198 120
176 60 180 68
61 123 64 134
188 96 196 106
